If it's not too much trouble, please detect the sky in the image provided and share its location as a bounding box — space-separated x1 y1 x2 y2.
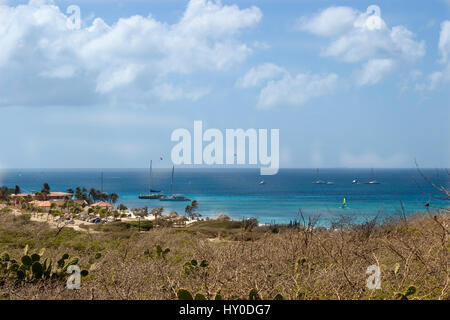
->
0 0 449 169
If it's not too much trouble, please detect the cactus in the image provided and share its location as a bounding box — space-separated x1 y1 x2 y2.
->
249 289 261 300
393 263 400 275
394 285 417 300
194 293 207 300
183 258 208 275
0 252 10 262
21 255 32 267
214 290 222 300
145 245 170 259
177 289 194 300
0 245 88 283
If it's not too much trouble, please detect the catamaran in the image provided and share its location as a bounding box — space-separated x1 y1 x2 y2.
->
160 165 190 202
364 168 380 184
139 160 165 199
312 168 327 184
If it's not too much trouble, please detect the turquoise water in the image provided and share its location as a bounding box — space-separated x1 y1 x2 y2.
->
1 168 448 225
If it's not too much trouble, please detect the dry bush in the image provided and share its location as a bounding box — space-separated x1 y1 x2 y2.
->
0 209 448 300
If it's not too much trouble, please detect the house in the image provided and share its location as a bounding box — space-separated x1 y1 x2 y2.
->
46 192 73 200
90 201 113 209
11 192 72 202
29 200 52 212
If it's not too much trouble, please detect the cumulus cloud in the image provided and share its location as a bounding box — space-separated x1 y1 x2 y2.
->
356 58 395 86
238 63 338 109
297 6 358 37
416 21 450 91
299 5 424 63
236 63 286 88
298 5 425 86
340 152 409 168
0 0 262 107
257 70 338 109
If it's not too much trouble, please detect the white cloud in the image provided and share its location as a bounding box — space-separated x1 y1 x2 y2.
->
0 0 262 107
151 83 210 102
238 62 338 109
236 63 286 88
356 58 395 86
416 21 450 91
298 5 424 86
340 152 409 168
297 6 358 37
257 70 339 109
438 21 450 63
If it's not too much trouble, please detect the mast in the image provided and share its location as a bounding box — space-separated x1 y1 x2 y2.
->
149 160 153 194
170 165 174 196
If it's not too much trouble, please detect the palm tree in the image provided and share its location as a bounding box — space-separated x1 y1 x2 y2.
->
185 200 199 220
109 193 119 205
151 207 164 226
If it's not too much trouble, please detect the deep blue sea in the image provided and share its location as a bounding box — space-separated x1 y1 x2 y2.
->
1 168 448 226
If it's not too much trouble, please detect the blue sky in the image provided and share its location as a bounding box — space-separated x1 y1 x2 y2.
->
0 0 449 169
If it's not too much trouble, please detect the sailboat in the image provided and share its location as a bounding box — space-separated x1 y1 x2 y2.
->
364 168 380 184
340 197 348 209
139 160 164 199
312 168 327 184
160 165 190 201
352 178 360 184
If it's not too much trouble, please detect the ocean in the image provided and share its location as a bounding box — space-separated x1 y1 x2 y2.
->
1 168 448 226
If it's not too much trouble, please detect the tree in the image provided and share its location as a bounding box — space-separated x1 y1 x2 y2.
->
151 207 164 225
42 183 50 192
185 200 199 220
118 204 128 211
109 193 119 204
14 185 21 195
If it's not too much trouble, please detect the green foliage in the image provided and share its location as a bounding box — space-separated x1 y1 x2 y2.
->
214 290 222 300
394 285 417 300
243 218 258 231
0 245 89 283
176 289 208 300
177 289 193 300
249 289 260 300
194 293 207 300
144 245 170 259
183 259 208 275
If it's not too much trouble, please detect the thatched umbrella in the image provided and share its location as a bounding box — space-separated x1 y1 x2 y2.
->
168 211 179 218
216 214 230 221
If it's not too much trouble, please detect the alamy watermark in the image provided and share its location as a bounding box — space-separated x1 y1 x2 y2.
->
171 121 279 175
66 5 81 30
366 264 382 290
66 265 82 290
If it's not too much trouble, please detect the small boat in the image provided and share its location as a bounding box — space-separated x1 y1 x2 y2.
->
340 197 348 209
312 168 334 184
259 180 265 185
312 169 327 184
139 160 164 199
159 165 190 202
352 178 360 184
160 194 190 201
364 168 380 184
139 194 165 199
